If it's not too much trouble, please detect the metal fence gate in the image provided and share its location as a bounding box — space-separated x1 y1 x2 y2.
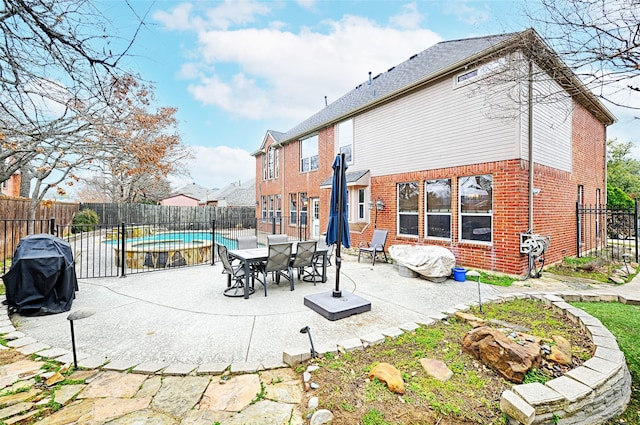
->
577 202 638 263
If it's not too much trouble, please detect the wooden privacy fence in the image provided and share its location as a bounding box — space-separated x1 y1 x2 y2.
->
0 198 78 223
81 203 256 226
0 198 79 272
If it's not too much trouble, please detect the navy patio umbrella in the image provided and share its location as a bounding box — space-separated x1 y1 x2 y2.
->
326 153 350 297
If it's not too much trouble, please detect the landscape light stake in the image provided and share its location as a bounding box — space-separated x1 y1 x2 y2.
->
623 253 631 275
466 270 482 313
67 309 95 368
300 326 317 358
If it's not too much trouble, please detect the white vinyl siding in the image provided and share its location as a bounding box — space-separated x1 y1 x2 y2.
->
352 75 518 176
520 64 572 172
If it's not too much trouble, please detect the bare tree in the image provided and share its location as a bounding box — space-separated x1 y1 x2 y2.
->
528 0 640 109
0 0 147 215
87 76 190 204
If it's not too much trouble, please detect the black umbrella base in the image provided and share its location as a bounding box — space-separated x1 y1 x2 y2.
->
304 291 371 321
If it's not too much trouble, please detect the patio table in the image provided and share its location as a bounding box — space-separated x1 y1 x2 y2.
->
228 245 328 299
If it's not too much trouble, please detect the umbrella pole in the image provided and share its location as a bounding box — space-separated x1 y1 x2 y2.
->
333 153 345 298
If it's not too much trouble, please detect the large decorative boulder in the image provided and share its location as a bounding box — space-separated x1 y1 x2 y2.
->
462 326 541 383
369 363 404 394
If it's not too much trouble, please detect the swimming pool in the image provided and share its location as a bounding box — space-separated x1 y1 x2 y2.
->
104 231 238 249
108 231 239 269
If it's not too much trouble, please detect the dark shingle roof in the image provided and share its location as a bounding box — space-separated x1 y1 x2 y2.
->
280 32 518 144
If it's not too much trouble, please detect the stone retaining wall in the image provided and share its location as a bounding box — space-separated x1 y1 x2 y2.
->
500 293 632 425
283 291 633 425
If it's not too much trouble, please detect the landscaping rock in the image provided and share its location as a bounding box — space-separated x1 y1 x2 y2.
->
454 312 485 327
462 326 541 383
419 358 453 382
310 409 334 425
545 335 572 365
369 362 404 394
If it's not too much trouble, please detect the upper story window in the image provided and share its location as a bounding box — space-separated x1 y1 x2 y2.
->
455 58 506 86
336 119 353 164
398 182 419 237
459 175 493 243
425 179 451 239
265 146 279 180
300 135 318 172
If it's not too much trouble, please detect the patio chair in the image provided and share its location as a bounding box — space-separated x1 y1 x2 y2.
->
217 244 255 297
358 229 389 266
256 242 293 295
291 240 319 284
267 234 289 245
237 235 258 249
315 237 334 269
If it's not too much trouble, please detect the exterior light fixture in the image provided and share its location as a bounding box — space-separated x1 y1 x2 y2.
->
375 198 385 211
300 325 317 358
67 309 95 368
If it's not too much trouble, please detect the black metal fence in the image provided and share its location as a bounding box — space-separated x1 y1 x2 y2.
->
0 215 311 279
577 202 638 262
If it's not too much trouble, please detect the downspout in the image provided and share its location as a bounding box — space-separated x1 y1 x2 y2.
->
528 59 534 231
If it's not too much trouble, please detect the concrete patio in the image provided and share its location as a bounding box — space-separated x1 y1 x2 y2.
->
13 254 504 368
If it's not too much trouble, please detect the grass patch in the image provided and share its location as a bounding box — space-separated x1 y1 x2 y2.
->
571 302 640 425
306 299 592 424
547 256 628 283
476 271 514 287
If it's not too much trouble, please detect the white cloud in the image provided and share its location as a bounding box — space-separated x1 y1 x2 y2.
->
169 12 441 121
389 2 424 29
170 145 255 189
443 2 490 26
296 0 316 11
204 0 271 30
153 1 271 31
152 3 196 31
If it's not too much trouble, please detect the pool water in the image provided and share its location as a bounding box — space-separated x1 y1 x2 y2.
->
104 231 238 249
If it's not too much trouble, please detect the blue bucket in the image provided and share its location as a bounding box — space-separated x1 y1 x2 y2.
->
453 267 467 282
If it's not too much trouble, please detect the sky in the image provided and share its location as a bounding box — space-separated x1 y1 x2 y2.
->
97 0 639 191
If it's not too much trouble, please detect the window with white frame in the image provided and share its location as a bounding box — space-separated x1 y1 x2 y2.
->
425 179 451 238
455 58 506 86
290 193 297 225
398 182 419 236
358 189 365 220
300 135 318 172
299 192 308 225
261 196 267 220
459 175 493 242
337 119 353 163
268 195 274 219
274 148 279 178
266 146 279 180
275 195 281 218
262 155 267 180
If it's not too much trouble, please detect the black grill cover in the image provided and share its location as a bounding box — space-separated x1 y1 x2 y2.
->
2 234 78 316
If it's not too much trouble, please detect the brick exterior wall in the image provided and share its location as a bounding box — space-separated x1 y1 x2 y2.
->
255 101 607 276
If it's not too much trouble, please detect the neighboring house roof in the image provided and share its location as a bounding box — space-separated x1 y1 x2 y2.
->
256 28 614 152
202 178 256 206
163 183 212 202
